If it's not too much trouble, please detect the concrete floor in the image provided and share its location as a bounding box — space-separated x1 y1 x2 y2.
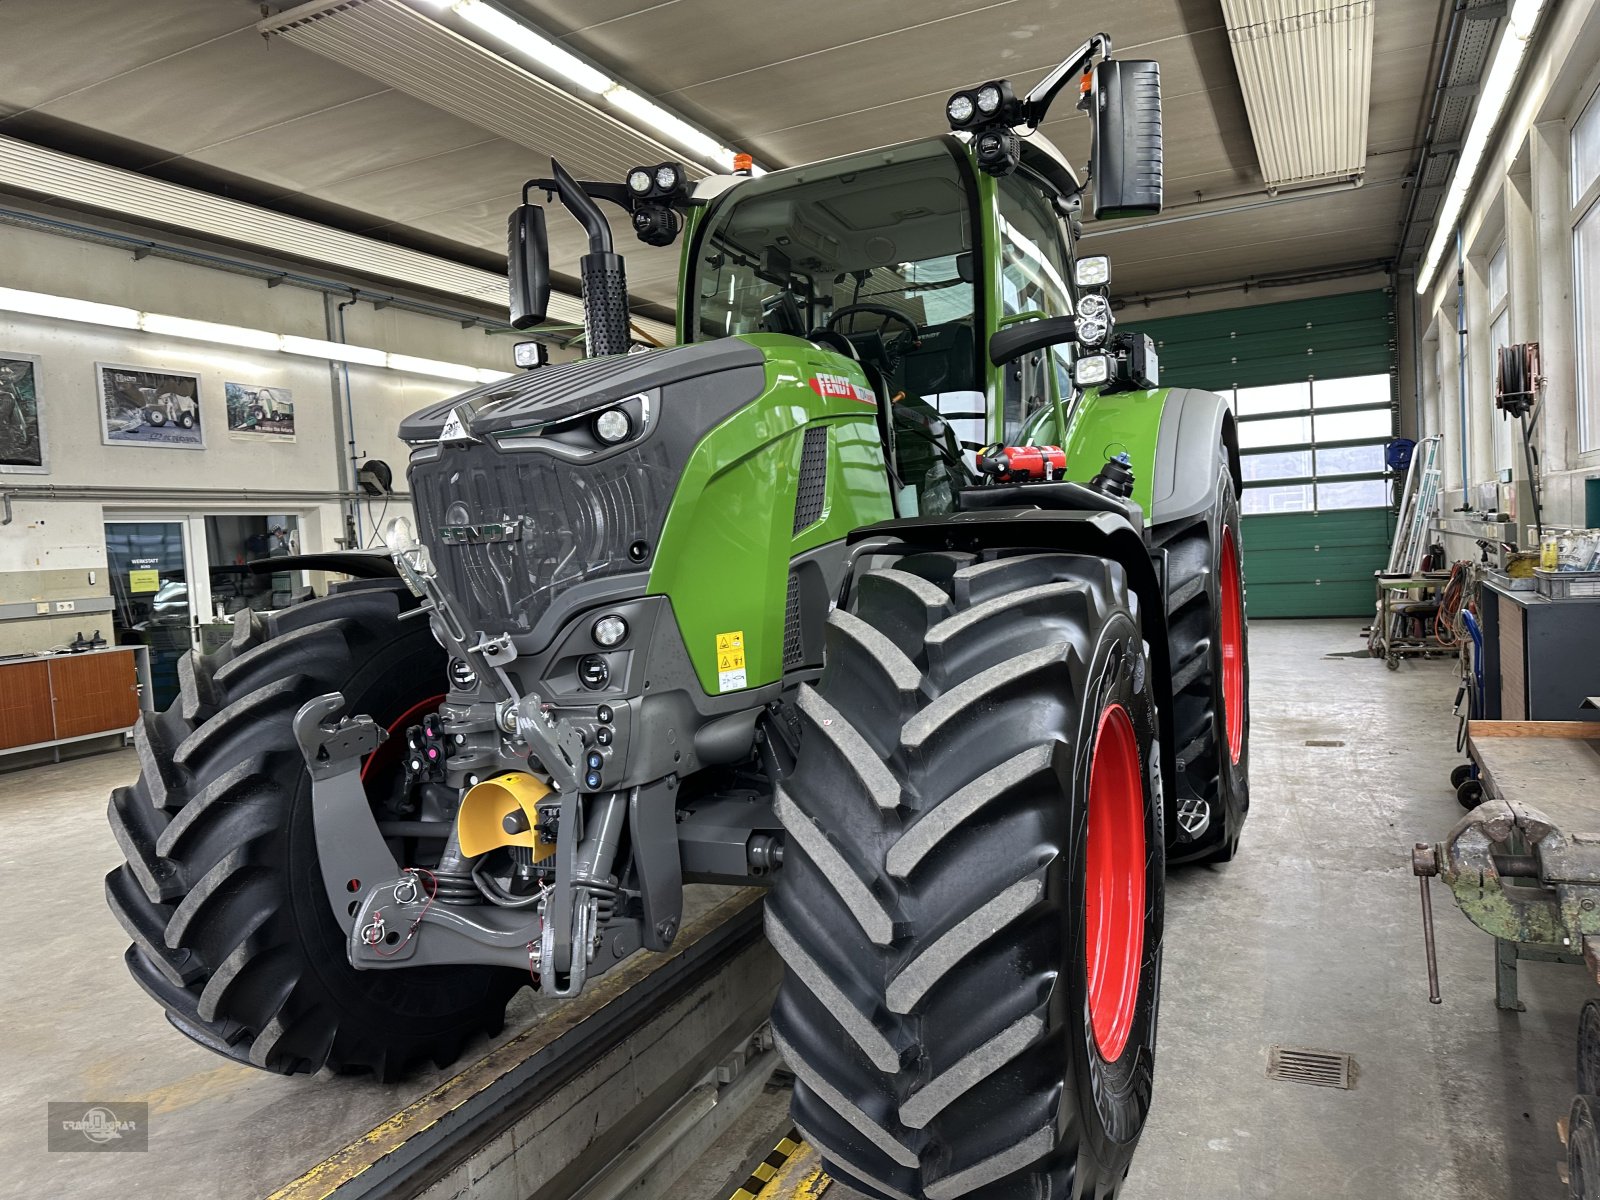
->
0 619 1588 1199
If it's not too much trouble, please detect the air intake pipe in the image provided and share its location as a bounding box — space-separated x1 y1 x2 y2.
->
550 158 631 358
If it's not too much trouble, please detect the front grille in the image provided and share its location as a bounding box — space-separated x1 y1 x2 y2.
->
792 425 829 534
410 438 673 635
783 571 804 668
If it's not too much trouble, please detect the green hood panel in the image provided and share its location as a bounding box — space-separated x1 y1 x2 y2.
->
647 334 893 695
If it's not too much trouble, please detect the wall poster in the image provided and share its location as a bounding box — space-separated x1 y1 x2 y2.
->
98 363 204 449
0 351 46 473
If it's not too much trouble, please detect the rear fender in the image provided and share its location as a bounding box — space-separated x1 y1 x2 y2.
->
846 509 1177 820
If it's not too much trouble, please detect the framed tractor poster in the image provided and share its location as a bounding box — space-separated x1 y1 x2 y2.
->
98 363 204 449
0 351 47 473
225 382 295 442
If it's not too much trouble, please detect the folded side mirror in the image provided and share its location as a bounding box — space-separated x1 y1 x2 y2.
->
508 204 551 330
989 315 1077 366
1091 60 1163 219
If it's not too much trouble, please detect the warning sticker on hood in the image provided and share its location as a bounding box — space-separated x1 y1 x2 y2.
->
715 630 747 692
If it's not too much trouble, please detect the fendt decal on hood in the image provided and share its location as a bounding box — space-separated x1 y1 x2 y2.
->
808 373 876 405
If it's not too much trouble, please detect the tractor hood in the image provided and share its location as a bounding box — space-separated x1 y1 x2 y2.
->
399 339 763 442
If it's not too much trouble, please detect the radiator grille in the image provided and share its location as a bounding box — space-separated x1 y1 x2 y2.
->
792 426 829 534
783 571 804 668
410 439 673 635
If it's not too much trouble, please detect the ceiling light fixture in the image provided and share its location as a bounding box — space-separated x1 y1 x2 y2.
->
1415 0 1549 293
406 0 758 174
0 285 509 383
1221 0 1374 191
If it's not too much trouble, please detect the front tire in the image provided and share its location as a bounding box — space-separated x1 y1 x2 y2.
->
768 550 1164 1200
105 582 523 1079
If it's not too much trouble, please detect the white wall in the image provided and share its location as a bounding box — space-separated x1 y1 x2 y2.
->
0 221 520 651
1417 0 1600 544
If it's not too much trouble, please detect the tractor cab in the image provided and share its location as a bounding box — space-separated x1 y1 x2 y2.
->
681 134 1094 514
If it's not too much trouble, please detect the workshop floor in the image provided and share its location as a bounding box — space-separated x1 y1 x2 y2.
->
0 620 1588 1200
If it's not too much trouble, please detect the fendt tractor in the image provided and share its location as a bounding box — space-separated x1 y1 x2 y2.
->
106 33 1249 1200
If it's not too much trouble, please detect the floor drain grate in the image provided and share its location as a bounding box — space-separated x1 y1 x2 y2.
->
1268 1046 1353 1089
1304 739 1346 747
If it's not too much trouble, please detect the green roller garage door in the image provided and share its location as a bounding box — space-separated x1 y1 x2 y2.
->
1130 289 1398 617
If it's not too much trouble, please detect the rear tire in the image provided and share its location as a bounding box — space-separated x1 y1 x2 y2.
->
1152 451 1250 864
768 550 1164 1200
105 582 523 1079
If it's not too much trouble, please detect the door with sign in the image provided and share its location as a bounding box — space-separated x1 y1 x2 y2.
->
104 520 195 709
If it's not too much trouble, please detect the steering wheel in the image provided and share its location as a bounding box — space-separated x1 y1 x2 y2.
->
826 304 923 373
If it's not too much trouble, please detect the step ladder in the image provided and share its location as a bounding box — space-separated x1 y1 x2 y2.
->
1386 435 1443 575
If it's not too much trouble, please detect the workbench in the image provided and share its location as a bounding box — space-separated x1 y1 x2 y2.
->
1418 721 1600 1010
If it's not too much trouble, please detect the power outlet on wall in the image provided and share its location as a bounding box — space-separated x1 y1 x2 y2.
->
54 600 76 613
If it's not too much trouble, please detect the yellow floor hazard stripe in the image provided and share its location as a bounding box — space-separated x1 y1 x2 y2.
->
727 1128 832 1199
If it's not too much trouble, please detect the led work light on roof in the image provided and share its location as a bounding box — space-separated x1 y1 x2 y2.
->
627 168 653 195
654 164 681 192
946 92 976 126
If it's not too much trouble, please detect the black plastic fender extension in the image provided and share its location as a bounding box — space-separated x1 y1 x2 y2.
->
844 507 1178 817
245 549 400 578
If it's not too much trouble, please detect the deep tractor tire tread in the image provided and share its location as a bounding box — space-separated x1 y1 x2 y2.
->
1150 454 1250 864
105 582 521 1079
769 550 1164 1200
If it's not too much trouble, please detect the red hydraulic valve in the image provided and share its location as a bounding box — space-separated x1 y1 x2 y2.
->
977 443 1067 483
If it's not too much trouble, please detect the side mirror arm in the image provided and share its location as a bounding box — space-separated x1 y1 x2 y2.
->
988 316 1078 366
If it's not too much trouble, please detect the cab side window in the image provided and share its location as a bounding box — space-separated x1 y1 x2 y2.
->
997 177 1075 443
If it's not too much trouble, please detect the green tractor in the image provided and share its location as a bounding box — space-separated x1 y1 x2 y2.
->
106 33 1248 1199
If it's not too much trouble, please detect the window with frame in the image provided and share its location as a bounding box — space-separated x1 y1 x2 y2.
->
996 174 1074 443
1574 83 1600 452
1236 373 1395 514
1487 242 1514 475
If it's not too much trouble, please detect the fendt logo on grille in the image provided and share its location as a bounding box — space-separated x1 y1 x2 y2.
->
438 519 523 544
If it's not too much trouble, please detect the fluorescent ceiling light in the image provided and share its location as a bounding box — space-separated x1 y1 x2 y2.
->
0 285 509 383
141 312 283 352
449 0 612 94
0 285 138 329
1416 0 1549 293
398 0 751 173
1222 0 1374 190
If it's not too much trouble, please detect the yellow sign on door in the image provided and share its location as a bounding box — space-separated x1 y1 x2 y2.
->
129 569 160 594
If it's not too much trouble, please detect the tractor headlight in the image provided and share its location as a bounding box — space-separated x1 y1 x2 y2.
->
654 163 681 192
592 615 628 647
1075 293 1111 346
382 515 416 553
627 167 653 195
1074 354 1113 388
594 408 632 444
946 92 975 127
976 84 1002 114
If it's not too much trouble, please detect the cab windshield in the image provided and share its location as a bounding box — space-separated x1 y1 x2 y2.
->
690 141 981 511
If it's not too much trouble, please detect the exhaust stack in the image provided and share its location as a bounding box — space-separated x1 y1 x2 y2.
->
550 158 632 358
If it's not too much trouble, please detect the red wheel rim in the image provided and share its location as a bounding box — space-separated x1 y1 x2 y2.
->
1219 526 1245 765
1085 702 1145 1062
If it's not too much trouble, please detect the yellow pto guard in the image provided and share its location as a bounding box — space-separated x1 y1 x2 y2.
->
456 772 556 861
